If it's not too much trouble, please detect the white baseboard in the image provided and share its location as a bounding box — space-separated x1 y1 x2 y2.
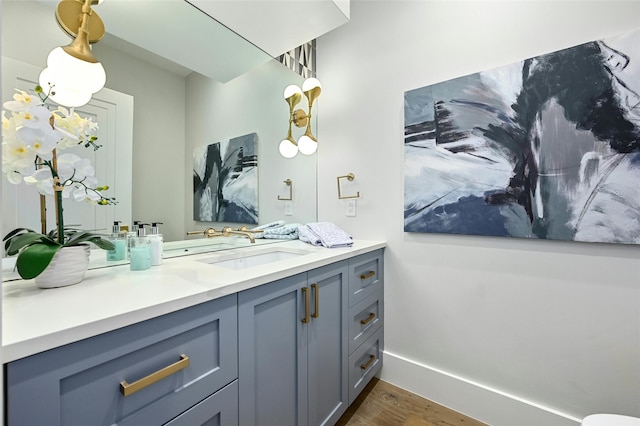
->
380 351 582 426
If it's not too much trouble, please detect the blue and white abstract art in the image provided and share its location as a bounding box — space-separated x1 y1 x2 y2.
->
193 133 258 224
404 28 640 244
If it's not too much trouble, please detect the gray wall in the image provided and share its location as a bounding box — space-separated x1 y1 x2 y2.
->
317 1 640 424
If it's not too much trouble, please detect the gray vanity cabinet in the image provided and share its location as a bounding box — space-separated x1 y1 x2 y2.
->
5 295 238 426
238 261 350 426
346 249 384 404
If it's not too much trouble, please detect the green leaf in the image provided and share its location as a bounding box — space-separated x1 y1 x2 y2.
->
16 243 61 279
6 232 54 256
64 230 94 246
89 237 115 251
3 228 36 252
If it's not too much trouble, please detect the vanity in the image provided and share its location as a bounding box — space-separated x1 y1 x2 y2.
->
2 239 385 425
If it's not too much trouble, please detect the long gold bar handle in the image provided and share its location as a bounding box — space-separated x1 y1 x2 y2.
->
311 284 319 318
120 354 190 397
360 312 376 325
302 287 310 323
360 354 376 370
360 271 375 280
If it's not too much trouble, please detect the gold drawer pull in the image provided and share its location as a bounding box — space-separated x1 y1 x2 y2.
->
360 271 375 280
360 312 376 325
360 354 376 370
120 354 190 397
302 287 310 323
311 283 319 318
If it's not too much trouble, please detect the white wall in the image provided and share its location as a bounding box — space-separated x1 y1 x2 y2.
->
317 1 640 424
93 43 187 242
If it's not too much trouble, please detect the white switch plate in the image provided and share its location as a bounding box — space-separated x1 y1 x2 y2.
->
284 201 293 216
346 199 356 217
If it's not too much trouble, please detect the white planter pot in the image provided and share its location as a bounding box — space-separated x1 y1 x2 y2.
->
35 245 90 289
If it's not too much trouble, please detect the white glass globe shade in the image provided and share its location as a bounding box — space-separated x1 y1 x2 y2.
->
302 78 322 92
39 68 92 107
297 135 317 155
283 84 303 100
45 47 106 94
279 139 299 158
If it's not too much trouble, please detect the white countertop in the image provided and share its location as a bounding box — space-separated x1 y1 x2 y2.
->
2 239 385 363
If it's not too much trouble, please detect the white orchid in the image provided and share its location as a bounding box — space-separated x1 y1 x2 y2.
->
2 86 116 282
52 106 99 150
1 85 112 205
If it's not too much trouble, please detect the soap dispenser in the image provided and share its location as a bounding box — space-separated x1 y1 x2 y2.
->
125 220 140 259
129 223 151 271
149 222 164 266
106 221 126 261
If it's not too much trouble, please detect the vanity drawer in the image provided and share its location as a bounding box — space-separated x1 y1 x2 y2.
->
348 249 384 307
6 295 238 426
164 379 238 426
348 290 383 354
348 326 383 405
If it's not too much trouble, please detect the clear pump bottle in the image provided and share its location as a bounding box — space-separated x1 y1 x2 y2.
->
129 223 151 271
106 221 127 261
149 222 164 266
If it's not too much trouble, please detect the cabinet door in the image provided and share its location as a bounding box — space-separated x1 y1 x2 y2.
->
307 262 349 426
164 380 238 426
238 273 309 426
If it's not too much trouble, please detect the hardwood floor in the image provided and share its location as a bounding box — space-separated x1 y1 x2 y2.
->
336 378 487 426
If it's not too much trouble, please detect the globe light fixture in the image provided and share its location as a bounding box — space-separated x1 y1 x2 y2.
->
279 78 321 158
38 0 107 108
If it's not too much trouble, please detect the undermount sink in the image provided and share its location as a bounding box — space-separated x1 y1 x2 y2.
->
197 247 313 270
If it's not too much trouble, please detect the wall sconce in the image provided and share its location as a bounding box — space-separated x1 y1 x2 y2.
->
279 78 322 158
38 0 107 107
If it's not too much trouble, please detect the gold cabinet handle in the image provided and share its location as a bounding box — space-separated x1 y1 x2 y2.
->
360 354 376 370
302 287 310 323
360 271 375 280
360 312 376 325
311 283 319 318
120 354 190 397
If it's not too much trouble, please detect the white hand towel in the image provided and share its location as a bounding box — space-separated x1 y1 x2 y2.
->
306 222 353 248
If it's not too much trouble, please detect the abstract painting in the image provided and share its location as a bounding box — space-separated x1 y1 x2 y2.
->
404 28 640 244
193 133 258 223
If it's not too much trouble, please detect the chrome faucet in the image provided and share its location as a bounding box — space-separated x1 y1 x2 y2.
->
186 227 224 238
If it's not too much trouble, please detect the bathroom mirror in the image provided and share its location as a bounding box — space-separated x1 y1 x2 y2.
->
1 0 318 243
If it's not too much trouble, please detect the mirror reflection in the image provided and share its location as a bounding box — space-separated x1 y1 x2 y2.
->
1 0 318 244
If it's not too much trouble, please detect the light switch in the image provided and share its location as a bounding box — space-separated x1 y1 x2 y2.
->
284 201 293 216
346 199 356 217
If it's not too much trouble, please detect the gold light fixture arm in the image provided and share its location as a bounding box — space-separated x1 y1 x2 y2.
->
337 173 360 199
55 0 105 63
278 179 293 200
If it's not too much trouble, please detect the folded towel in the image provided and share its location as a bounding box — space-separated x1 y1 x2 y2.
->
298 225 323 246
261 223 302 240
302 222 353 248
252 220 286 238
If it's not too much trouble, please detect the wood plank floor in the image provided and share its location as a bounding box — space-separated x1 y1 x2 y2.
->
336 378 488 426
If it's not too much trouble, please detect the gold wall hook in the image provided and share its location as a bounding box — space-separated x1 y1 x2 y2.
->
337 173 360 199
278 178 293 200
